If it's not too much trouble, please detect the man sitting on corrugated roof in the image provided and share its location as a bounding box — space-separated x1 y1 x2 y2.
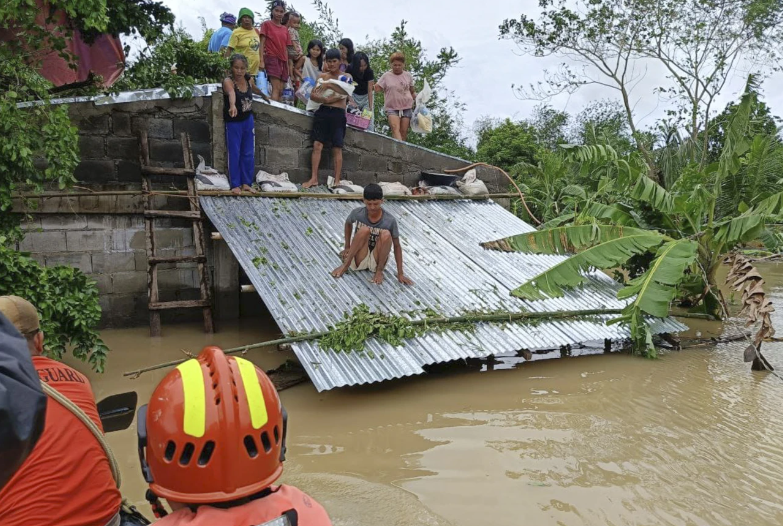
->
331 183 414 286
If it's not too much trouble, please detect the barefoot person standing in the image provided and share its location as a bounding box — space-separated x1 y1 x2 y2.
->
303 48 353 188
223 54 259 195
331 184 414 286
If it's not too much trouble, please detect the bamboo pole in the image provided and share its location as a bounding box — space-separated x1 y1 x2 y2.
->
12 190 520 201
122 308 718 379
123 309 622 378
13 190 188 198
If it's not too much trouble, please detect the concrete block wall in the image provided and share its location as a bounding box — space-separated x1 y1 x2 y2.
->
12 92 508 328
68 98 212 185
17 214 202 328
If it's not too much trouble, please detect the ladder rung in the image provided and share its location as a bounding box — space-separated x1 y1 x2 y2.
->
141 166 197 177
148 255 207 265
148 300 211 311
145 210 201 219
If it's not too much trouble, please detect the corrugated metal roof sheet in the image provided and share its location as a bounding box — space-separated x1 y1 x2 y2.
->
201 197 687 391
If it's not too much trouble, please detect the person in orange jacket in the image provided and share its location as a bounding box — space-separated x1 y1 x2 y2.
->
137 346 332 525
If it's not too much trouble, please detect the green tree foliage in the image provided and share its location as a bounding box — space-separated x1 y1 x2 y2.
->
475 118 540 170
500 0 783 175
0 236 109 372
79 0 174 48
0 0 174 371
486 78 783 356
704 93 779 162
113 27 228 96
530 105 569 150
572 100 635 156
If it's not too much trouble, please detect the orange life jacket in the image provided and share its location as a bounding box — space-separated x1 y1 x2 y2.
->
154 485 332 526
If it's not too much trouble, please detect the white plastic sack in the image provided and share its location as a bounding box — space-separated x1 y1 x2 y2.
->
256 170 298 192
410 80 433 134
306 78 354 112
456 169 489 196
296 77 315 103
195 155 230 190
256 170 290 184
428 185 460 195
261 181 298 192
196 155 219 175
196 174 231 190
328 176 363 194
379 181 412 196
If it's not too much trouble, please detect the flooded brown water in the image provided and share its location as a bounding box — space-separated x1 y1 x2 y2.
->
71 262 783 525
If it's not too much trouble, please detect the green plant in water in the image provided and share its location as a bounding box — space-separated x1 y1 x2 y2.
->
484 77 783 357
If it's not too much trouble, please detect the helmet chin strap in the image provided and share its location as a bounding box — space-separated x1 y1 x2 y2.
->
145 490 169 518
280 406 288 462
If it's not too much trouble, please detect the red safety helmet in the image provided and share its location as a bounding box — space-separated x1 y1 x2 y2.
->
137 346 287 504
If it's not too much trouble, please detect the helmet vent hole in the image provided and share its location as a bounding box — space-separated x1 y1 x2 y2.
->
179 443 195 465
261 432 272 453
198 441 215 466
164 441 177 461
273 426 280 444
244 435 259 458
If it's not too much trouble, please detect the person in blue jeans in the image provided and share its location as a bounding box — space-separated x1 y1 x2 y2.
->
208 12 235 53
223 55 259 195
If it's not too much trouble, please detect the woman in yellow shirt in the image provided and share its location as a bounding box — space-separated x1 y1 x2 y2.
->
225 8 260 75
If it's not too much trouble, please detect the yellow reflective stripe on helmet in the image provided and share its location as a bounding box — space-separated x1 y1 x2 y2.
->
176 359 206 438
235 357 268 429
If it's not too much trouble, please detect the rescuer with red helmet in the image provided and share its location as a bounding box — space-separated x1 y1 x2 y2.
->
137 346 332 525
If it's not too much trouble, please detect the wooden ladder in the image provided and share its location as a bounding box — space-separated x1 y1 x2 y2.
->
138 131 214 336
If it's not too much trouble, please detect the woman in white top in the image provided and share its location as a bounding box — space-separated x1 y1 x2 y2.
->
303 39 323 81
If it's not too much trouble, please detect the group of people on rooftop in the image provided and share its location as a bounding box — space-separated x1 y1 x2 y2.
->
207 2 419 194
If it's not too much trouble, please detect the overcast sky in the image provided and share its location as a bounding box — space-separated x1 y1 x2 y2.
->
165 0 783 143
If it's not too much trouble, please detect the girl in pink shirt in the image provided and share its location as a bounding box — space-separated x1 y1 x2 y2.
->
259 0 293 101
375 52 417 141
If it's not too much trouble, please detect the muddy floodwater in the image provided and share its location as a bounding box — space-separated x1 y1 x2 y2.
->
71 262 783 525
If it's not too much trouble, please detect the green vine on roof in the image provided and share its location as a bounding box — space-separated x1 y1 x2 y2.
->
319 304 424 353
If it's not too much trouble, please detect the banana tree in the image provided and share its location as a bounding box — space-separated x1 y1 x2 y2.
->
485 77 783 356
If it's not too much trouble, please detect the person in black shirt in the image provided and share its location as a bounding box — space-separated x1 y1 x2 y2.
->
223 54 262 195
347 52 375 128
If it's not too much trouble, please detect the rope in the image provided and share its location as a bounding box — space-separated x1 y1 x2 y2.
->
41 382 122 489
442 162 542 225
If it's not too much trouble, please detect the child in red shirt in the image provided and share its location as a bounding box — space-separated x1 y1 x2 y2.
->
259 0 293 101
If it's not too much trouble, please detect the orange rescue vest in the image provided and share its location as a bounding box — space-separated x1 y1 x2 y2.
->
154 485 332 526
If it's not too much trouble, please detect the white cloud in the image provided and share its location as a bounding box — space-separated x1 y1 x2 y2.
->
164 0 783 142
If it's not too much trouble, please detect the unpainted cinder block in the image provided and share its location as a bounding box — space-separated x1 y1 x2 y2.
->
18 231 67 253
65 230 108 252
